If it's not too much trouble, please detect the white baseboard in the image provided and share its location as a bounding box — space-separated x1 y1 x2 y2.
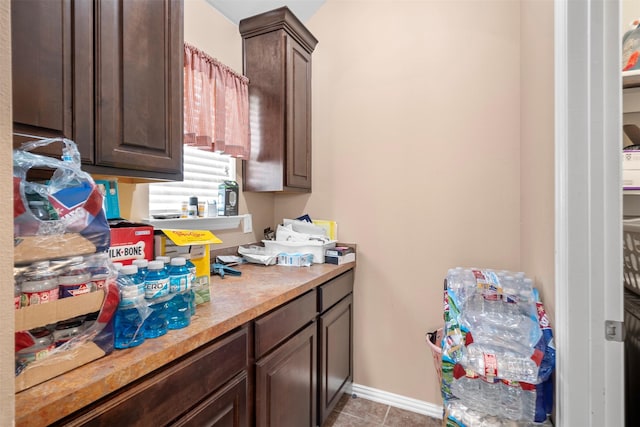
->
349 383 444 420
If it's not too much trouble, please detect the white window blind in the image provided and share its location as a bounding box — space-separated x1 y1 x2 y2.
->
149 146 236 214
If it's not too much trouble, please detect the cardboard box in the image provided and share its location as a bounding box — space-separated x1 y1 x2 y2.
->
15 290 106 332
14 287 115 392
218 181 239 216
16 322 114 392
14 233 97 265
109 222 155 266
154 230 222 305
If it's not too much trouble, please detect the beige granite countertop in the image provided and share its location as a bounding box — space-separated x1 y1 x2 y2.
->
15 261 355 427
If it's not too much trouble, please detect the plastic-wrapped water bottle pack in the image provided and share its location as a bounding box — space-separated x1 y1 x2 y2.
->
440 267 555 426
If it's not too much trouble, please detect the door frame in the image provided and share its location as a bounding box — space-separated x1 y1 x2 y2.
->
555 0 624 425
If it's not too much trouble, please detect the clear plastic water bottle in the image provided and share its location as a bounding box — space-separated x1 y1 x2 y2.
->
480 376 500 416
451 374 483 408
520 278 535 304
446 267 463 293
460 300 542 353
114 265 146 349
499 379 522 420
502 275 517 304
520 382 537 421
166 257 191 330
461 343 540 384
143 261 169 339
461 269 478 303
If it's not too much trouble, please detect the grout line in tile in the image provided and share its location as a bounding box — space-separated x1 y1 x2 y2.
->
381 404 391 425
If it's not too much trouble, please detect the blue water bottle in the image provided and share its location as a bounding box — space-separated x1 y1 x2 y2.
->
143 260 169 339
155 256 171 273
132 259 149 282
114 265 146 349
183 254 196 287
183 254 197 316
167 257 191 330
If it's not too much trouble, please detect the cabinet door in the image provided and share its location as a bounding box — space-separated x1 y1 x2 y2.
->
242 30 287 192
318 294 353 425
240 7 317 193
95 0 183 178
256 322 317 427
172 372 248 427
11 0 93 161
285 35 312 190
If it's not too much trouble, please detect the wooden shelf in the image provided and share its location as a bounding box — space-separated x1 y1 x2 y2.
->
623 70 640 89
142 215 250 232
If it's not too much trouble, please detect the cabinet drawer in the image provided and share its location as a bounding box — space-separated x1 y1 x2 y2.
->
318 270 354 313
57 326 249 426
172 371 248 427
255 290 317 359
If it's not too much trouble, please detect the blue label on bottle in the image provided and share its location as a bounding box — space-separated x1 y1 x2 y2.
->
145 277 169 299
170 273 189 293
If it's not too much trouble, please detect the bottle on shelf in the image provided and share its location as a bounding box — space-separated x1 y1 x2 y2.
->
188 196 198 218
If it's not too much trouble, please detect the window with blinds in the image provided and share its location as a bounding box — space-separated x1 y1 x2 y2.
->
148 146 236 214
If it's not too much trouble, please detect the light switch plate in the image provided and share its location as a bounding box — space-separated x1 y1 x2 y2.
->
243 214 252 233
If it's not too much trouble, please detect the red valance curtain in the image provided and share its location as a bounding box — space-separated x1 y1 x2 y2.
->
183 43 250 159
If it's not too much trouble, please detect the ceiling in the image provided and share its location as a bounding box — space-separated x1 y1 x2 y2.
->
205 0 325 25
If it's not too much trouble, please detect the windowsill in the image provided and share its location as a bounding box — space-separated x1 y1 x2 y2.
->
142 214 252 233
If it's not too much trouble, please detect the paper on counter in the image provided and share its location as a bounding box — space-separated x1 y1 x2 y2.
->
277 223 331 243
282 219 327 237
237 245 277 265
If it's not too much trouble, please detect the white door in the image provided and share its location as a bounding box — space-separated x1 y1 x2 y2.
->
555 0 625 426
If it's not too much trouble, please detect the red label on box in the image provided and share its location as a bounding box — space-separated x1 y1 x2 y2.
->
109 225 154 265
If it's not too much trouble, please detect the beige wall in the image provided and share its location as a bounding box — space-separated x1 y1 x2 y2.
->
1 2 14 425
520 1 555 322
274 0 523 403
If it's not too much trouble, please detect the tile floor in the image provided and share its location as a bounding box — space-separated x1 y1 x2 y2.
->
323 393 442 427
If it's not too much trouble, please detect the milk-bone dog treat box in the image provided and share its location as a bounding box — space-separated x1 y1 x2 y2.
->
108 221 155 266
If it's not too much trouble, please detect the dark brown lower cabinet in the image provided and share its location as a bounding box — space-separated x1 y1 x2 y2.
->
318 294 353 425
317 271 354 426
53 326 249 427
255 322 317 427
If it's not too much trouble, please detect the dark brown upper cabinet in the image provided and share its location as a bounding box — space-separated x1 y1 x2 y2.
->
11 0 184 181
239 7 318 192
